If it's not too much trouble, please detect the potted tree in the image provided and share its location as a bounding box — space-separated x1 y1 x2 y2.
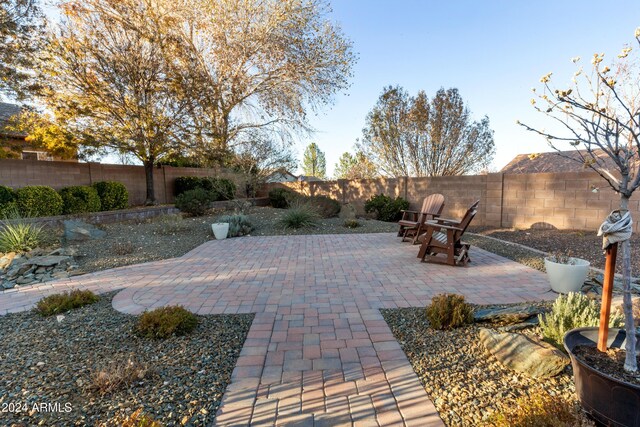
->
521 27 639 426
544 251 590 294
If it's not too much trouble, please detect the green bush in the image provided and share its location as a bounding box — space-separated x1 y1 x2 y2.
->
0 209 43 252
426 293 473 330
306 195 341 218
269 187 295 209
211 178 236 201
35 290 99 316
343 219 360 229
279 203 320 229
364 194 410 222
15 185 64 217
174 188 212 216
218 214 253 237
0 185 15 208
136 306 198 339
92 181 129 211
490 392 586 426
59 185 101 214
539 292 624 349
174 176 206 197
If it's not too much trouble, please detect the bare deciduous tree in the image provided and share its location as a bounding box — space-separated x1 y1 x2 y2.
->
520 28 640 372
358 86 495 177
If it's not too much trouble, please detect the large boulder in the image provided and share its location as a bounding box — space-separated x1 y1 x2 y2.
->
64 220 106 242
474 305 543 324
479 328 569 378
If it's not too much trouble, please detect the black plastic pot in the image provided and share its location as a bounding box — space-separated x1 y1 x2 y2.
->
564 327 640 427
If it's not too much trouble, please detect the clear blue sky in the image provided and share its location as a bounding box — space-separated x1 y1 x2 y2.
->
302 0 640 177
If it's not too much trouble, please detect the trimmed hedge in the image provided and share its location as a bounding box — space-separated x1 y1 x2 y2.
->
0 185 15 207
92 181 129 211
175 188 212 216
174 176 236 201
59 186 101 214
15 186 64 217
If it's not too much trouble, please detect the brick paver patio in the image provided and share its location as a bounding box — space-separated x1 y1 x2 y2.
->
0 233 555 426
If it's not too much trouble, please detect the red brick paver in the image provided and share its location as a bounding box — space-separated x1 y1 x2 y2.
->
0 233 554 426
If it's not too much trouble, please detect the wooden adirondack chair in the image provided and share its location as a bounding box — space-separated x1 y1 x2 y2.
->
416 200 480 266
397 194 445 244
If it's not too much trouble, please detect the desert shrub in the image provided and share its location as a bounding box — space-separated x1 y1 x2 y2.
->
218 214 253 237
343 219 360 229
0 185 15 208
539 292 624 349
105 409 163 427
91 356 151 395
136 306 198 339
174 188 212 216
279 203 320 229
0 209 43 252
490 392 587 426
35 290 99 316
155 214 188 235
364 194 410 222
269 187 296 209
174 176 206 196
426 293 473 330
15 185 64 217
92 181 129 211
59 185 101 214
306 195 341 218
210 177 237 201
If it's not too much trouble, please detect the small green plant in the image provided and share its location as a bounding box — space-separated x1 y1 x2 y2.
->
268 187 296 209
111 241 135 255
92 181 129 211
364 194 410 222
279 203 320 229
136 306 198 339
0 206 43 252
426 293 473 330
59 185 102 214
539 292 624 349
174 188 212 216
15 185 64 217
91 356 151 395
489 392 586 426
343 219 360 229
218 214 253 237
306 195 341 218
35 290 99 316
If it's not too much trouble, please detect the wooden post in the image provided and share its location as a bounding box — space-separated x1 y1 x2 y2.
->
598 242 618 352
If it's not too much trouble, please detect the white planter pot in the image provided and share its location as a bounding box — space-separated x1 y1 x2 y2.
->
211 223 229 240
544 257 590 294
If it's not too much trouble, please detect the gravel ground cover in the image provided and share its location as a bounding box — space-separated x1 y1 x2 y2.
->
68 206 397 274
0 291 253 426
381 306 590 427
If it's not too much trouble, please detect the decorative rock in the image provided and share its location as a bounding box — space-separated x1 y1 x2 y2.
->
16 276 36 285
474 305 542 324
1 280 15 289
64 220 106 242
479 328 569 378
26 256 72 267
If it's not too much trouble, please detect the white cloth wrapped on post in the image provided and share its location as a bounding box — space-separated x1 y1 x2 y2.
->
597 209 633 251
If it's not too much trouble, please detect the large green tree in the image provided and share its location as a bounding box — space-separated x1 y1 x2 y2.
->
0 0 44 100
334 151 378 179
358 86 495 177
301 142 326 178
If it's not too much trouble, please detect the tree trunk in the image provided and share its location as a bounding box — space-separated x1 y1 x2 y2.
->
620 196 638 372
143 159 156 206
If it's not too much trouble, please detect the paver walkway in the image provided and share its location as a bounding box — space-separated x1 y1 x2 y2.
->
0 233 555 426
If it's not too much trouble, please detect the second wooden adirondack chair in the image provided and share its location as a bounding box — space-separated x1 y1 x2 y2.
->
397 194 445 244
416 200 480 266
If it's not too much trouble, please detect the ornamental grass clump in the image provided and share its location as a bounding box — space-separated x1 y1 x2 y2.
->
279 203 320 229
0 207 43 252
539 292 624 349
91 356 151 395
490 392 587 427
426 293 473 330
35 290 99 316
136 306 198 339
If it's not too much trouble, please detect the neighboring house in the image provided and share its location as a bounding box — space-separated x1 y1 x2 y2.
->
297 175 324 182
0 102 77 161
265 169 298 183
500 149 619 174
